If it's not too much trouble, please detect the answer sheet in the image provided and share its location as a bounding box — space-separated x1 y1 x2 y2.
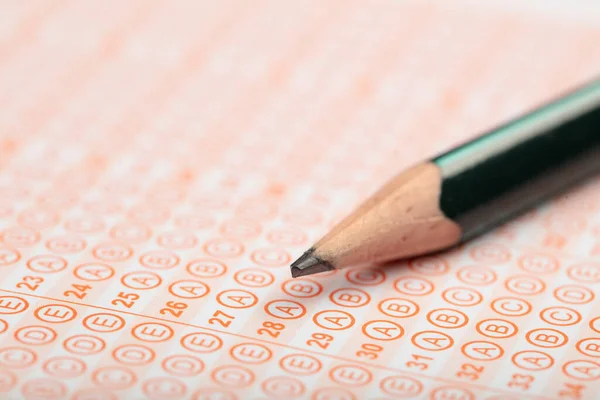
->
1 0 600 399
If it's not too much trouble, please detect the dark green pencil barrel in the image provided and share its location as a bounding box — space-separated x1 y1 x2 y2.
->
433 79 600 241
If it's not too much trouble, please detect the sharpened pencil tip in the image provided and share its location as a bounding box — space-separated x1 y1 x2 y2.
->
290 248 334 278
290 266 303 278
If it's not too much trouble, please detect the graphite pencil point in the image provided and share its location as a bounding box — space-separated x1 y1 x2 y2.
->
290 249 334 278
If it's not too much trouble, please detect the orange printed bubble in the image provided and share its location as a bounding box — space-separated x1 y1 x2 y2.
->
346 268 386 286
121 271 162 290
174 215 216 231
262 376 305 398
282 279 322 298
427 308 468 329
128 205 170 223
92 366 137 389
112 344 155 365
83 313 125 333
329 364 372 387
380 375 423 397
211 365 254 388
456 266 496 285
554 285 594 304
46 235 86 254
169 280 210 299
187 259 227 278
576 338 600 358
526 328 568 348
469 243 511 264
217 289 258 309
162 355 204 376
132 323 174 342
109 222 152 243
266 226 307 246
251 247 291 267
430 386 474 400
543 212 586 234
265 299 306 319
568 262 600 283
18 207 59 229
539 307 581 326
74 263 115 282
35 304 76 323
518 252 559 274
234 268 274 288
15 325 57 345
71 388 118 400
92 242 132 261
329 288 370 308
313 310 355 330
0 247 20 266
193 388 237 400
411 331 454 351
279 353 322 375
511 350 554 371
27 255 67 273
408 256 449 275
140 250 180 269
562 360 600 381
311 387 356 400
0 347 37 368
21 378 66 400
462 341 504 361
490 297 531 317
476 319 518 339
157 230 198 249
505 275 545 295
43 356 86 378
219 218 262 239
203 238 244 258
394 276 434 296
378 298 419 318
362 320 404 341
442 287 483 307
0 319 7 333
181 332 222 353
0 296 29 314
230 343 272 364
64 216 105 234
63 335 106 355
142 377 187 399
1 226 40 247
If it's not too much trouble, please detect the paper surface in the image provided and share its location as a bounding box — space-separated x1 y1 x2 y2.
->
1 1 600 399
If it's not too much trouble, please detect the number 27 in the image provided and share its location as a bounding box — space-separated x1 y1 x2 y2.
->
209 310 235 327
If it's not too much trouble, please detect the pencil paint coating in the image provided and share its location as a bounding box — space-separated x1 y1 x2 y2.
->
434 79 600 240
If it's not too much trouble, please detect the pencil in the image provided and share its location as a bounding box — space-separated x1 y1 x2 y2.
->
290 78 600 278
